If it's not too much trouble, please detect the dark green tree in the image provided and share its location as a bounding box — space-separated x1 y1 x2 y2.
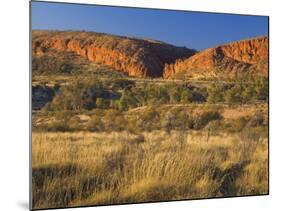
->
180 89 192 104
118 91 129 111
224 85 243 104
168 85 181 104
207 84 224 103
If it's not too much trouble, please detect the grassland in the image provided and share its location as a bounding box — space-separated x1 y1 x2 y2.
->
32 129 268 209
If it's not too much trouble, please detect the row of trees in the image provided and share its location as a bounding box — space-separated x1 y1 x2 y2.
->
115 84 207 111
44 78 208 112
207 76 268 104
43 76 268 112
43 107 224 132
45 79 105 111
42 106 267 133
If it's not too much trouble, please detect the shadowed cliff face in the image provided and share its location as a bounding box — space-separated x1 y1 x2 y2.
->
163 36 268 79
32 30 196 77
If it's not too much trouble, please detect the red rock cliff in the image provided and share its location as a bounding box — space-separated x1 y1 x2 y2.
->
32 30 196 77
163 36 268 79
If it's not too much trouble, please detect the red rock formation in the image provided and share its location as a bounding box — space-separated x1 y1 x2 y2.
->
32 30 196 77
163 36 268 79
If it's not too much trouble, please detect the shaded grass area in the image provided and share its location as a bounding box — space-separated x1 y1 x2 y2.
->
32 130 268 209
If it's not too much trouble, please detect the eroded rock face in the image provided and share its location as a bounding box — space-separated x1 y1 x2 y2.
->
163 36 268 79
32 30 196 77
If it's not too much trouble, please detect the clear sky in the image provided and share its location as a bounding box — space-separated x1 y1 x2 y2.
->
31 1 268 50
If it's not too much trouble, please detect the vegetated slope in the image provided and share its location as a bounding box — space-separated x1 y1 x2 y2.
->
32 30 196 77
32 49 91 75
163 36 268 79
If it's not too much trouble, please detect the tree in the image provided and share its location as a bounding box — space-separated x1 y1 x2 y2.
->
86 115 104 132
168 85 181 104
157 86 169 104
68 80 85 110
109 99 119 109
231 117 247 132
146 85 159 105
118 91 129 111
103 109 119 131
224 85 243 104
241 85 255 103
112 79 135 90
193 111 222 130
180 89 192 104
207 84 224 103
134 88 148 107
161 111 176 134
254 77 268 101
126 91 138 108
114 115 127 131
138 107 160 131
96 98 105 109
176 110 190 130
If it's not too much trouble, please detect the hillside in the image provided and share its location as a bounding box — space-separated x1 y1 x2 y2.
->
32 31 268 79
32 30 196 77
163 36 268 79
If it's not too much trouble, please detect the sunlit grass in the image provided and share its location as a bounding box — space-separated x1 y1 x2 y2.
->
32 130 268 209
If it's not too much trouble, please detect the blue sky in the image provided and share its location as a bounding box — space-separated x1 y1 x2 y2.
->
31 1 268 50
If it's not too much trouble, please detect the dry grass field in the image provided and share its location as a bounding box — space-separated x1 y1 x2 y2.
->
32 130 268 209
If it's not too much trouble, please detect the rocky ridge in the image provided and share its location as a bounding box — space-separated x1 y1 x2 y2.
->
32 30 196 77
163 36 268 79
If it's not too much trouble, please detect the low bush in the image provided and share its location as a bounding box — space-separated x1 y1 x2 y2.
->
228 117 248 133
86 115 104 132
46 120 71 132
193 111 223 130
248 113 265 127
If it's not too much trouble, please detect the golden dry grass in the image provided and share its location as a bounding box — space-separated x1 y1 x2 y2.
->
32 130 268 209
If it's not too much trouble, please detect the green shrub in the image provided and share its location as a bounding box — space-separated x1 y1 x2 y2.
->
96 98 110 109
49 78 111 111
118 91 129 111
207 84 225 103
32 54 75 75
46 120 71 132
168 85 181 104
194 111 222 130
224 85 243 104
180 89 192 104
248 113 265 127
161 108 191 132
68 116 82 131
227 117 248 133
111 79 135 90
103 109 127 131
138 107 160 131
86 115 104 132
254 77 268 101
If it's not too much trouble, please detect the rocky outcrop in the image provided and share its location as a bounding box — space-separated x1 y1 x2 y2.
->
32 30 196 77
163 36 268 79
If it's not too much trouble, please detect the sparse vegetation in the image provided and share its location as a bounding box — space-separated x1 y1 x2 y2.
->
32 129 268 209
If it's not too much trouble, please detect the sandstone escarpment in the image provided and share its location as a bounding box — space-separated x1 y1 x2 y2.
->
32 30 196 77
163 36 268 79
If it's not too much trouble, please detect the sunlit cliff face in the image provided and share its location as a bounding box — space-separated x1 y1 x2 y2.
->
163 36 268 79
32 30 196 78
